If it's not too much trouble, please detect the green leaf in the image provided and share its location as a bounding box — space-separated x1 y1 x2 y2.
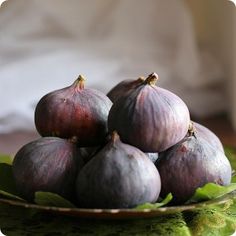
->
0 190 25 201
34 192 76 208
135 193 173 209
0 154 13 165
189 183 236 203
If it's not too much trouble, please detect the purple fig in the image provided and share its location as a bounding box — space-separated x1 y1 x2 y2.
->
12 137 81 202
108 73 190 152
35 75 112 146
76 132 161 208
156 134 231 204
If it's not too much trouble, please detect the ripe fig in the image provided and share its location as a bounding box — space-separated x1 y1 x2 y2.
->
156 133 232 204
12 137 81 202
108 73 190 152
190 121 224 152
76 132 161 209
35 75 112 146
107 77 145 103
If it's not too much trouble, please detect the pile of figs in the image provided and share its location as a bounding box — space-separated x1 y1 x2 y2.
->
12 73 232 208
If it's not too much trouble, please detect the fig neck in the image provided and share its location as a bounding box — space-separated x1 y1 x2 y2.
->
73 75 86 90
111 131 120 144
188 122 197 138
144 73 159 86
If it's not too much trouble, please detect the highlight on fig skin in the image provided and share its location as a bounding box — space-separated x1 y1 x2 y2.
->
34 75 113 147
188 121 224 152
107 76 145 103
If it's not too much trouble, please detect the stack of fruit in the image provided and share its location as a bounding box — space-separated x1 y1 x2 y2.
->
12 73 232 208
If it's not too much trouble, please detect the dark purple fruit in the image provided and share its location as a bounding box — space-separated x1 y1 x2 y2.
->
156 134 231 204
76 132 161 209
108 73 190 152
35 75 112 146
190 121 224 152
12 137 81 202
107 77 144 103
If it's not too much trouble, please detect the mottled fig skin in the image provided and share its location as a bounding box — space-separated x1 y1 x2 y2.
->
35 75 112 146
76 133 161 209
192 121 224 152
107 77 144 103
108 73 190 152
12 137 81 202
156 135 232 205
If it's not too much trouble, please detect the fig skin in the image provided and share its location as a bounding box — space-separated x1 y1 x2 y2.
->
191 121 224 152
12 137 81 202
34 75 113 146
76 132 161 209
107 77 145 103
108 73 190 152
156 135 232 205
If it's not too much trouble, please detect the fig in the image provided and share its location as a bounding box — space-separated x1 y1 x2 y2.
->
35 75 113 146
76 132 161 209
190 121 224 152
156 133 232 204
107 77 145 103
108 73 190 152
12 137 81 202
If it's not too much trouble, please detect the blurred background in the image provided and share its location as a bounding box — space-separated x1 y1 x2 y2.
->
0 0 235 154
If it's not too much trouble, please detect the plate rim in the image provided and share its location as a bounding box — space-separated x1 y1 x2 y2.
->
0 190 235 219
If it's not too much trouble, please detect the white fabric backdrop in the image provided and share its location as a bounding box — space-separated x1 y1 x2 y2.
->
0 0 225 133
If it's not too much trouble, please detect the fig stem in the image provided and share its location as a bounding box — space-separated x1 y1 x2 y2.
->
69 136 78 144
73 75 86 89
188 122 197 138
111 131 120 143
144 73 159 86
138 76 145 82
